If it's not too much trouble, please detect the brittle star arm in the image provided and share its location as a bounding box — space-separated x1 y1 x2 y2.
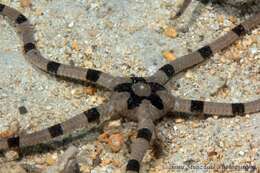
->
124 88 175 173
0 93 129 150
0 3 130 90
172 0 192 20
126 118 154 173
172 97 260 116
148 12 260 85
173 0 212 20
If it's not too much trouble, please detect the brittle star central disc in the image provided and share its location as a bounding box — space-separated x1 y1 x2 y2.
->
114 77 165 110
131 82 151 97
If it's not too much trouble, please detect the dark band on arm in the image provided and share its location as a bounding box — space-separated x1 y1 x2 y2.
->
198 46 213 59
137 128 152 142
0 4 5 12
159 64 175 78
16 14 27 24
190 100 204 113
175 11 182 18
232 103 245 115
126 159 140 172
47 61 61 74
48 124 63 138
149 94 164 110
24 43 36 53
86 69 101 82
84 108 100 123
7 136 20 148
232 24 246 37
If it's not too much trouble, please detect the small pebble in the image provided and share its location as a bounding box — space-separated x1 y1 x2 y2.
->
108 133 124 152
19 106 28 114
175 118 185 123
83 86 97 95
239 151 245 156
228 16 237 24
107 119 121 128
20 0 31 7
185 71 193 79
0 163 27 173
46 154 57 166
71 88 84 98
80 165 91 173
34 157 46 165
191 122 200 128
111 160 122 167
44 146 79 173
0 130 16 138
84 47 93 56
98 132 110 143
207 148 217 157
46 106 53 111
217 15 224 24
9 119 20 134
5 150 19 161
162 50 176 61
164 27 177 38
245 114 250 118
101 159 111 166
72 40 79 51
68 22 74 28
250 46 257 55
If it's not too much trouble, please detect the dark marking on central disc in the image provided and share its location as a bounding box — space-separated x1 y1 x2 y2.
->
16 14 27 24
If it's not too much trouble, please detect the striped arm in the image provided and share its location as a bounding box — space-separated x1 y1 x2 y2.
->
0 96 127 150
172 97 260 116
0 3 130 90
126 118 154 173
148 12 260 85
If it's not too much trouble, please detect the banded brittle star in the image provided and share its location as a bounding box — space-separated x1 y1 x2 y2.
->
0 3 260 173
